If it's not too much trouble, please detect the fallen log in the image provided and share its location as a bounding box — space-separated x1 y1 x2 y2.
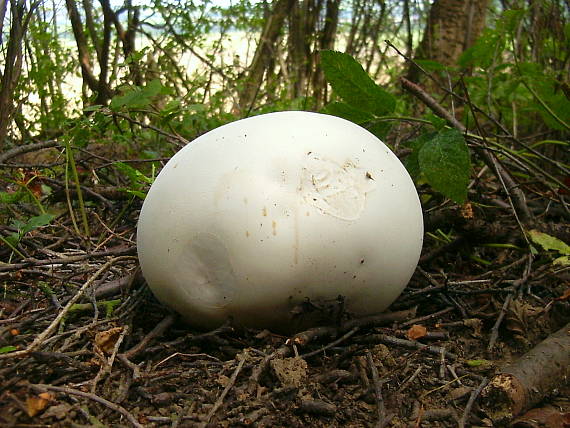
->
481 322 570 425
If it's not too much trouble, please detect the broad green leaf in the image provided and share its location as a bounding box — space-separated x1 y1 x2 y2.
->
460 28 504 68
20 213 55 235
322 102 392 139
322 101 373 124
110 79 168 110
0 346 17 354
528 230 570 255
320 50 396 116
365 120 392 140
498 9 526 33
554 256 570 266
414 59 446 71
418 129 471 203
403 132 437 179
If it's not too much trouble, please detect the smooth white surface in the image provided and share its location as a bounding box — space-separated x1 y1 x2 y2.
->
137 111 423 330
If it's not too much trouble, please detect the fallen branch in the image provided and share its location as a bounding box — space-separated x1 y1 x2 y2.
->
481 322 570 424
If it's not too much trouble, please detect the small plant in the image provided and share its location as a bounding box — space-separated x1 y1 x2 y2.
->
114 162 156 199
529 230 570 266
1 213 55 260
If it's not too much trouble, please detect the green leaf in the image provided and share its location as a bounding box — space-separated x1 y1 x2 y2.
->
460 28 504 68
110 79 169 110
414 59 446 72
403 132 437 179
322 101 373 124
528 230 570 255
20 213 55 235
0 346 17 354
553 256 570 266
418 129 471 203
320 50 396 116
114 162 153 185
466 359 493 368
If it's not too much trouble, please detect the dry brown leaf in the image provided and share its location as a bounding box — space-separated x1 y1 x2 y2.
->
94 326 123 355
460 202 474 219
26 392 53 417
407 324 427 340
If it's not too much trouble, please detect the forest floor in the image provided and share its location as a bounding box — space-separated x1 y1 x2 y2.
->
1 143 570 428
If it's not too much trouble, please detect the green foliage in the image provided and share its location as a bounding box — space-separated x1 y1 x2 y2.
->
529 230 570 266
406 129 471 203
460 7 569 134
320 50 396 138
0 346 18 354
114 162 155 199
1 213 55 258
110 80 172 110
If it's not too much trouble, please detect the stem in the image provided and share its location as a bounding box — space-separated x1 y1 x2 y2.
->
64 139 89 238
0 234 26 259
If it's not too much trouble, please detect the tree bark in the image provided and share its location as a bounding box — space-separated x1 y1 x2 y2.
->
0 0 40 148
407 0 490 83
238 0 296 114
312 0 341 108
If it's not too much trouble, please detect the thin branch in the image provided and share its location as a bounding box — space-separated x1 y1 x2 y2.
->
400 77 533 225
30 383 143 428
0 256 132 359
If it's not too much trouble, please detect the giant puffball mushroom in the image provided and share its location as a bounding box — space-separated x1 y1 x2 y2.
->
137 111 423 331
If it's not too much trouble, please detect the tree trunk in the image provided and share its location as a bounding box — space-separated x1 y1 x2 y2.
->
237 0 295 114
312 0 341 108
0 0 39 148
407 0 490 83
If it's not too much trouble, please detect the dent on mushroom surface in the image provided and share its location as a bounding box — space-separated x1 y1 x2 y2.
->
137 111 424 331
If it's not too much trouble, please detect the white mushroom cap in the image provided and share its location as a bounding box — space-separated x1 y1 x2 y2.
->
137 111 423 330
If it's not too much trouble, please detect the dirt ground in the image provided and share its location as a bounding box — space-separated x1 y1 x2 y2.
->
1 152 570 427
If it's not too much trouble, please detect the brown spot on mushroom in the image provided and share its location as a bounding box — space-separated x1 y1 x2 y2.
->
262 207 267 216
245 231 250 238
272 221 277 236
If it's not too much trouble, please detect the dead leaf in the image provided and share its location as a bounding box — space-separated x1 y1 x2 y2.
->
94 327 123 355
26 392 53 417
407 324 427 340
460 202 474 219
